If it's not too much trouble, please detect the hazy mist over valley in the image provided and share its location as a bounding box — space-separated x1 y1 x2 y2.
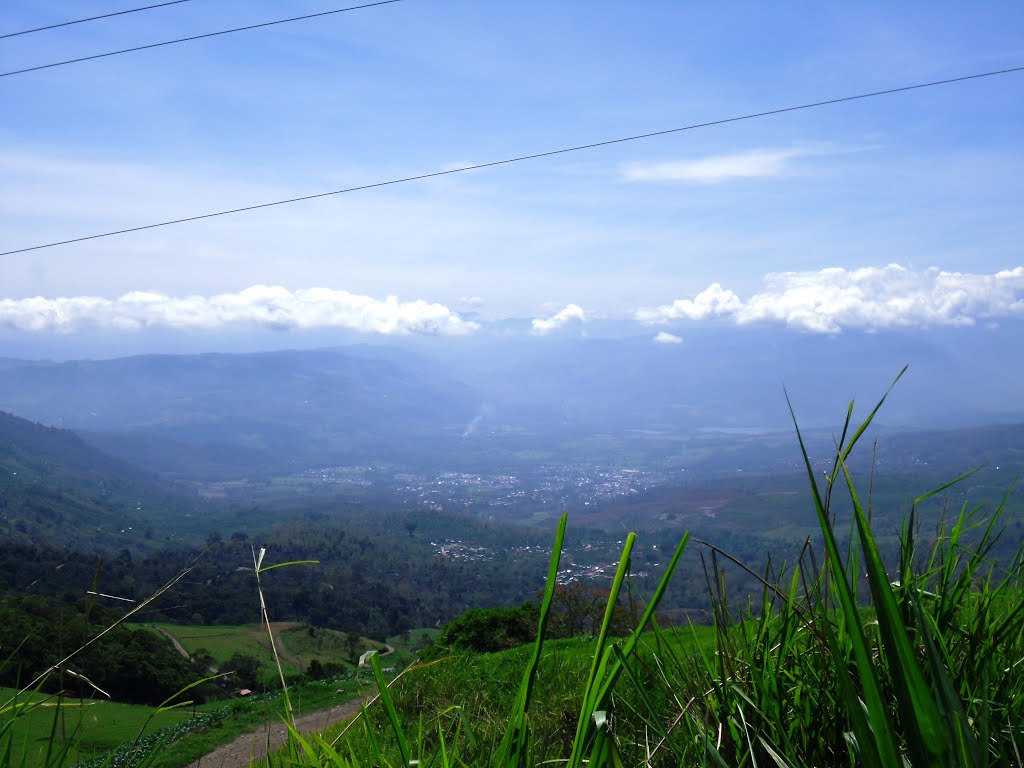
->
2 326 1022 531
0 335 1016 460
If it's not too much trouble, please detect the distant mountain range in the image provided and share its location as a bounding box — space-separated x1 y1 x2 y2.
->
0 348 477 478
0 324 1021 481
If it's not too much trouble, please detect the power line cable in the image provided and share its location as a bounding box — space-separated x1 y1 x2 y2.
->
0 1 195 40
2 65 1021 258
0 0 402 79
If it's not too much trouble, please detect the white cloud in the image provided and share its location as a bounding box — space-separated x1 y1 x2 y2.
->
0 286 479 336
623 148 809 184
637 265 1024 333
653 331 683 344
636 283 743 323
531 303 586 335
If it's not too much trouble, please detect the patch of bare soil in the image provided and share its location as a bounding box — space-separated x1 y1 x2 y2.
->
185 695 368 768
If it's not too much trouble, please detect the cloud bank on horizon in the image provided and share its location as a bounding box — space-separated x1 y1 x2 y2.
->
0 286 479 336
637 265 1024 333
531 303 587 335
1 266 1022 338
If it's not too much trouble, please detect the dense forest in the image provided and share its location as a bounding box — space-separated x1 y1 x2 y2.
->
0 595 208 705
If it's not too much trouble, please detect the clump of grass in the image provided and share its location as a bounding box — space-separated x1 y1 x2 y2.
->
271 372 1024 766
616 371 1024 766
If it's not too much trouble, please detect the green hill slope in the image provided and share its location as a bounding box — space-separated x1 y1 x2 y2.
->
0 410 202 552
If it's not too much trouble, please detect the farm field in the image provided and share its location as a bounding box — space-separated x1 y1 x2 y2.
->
0 685 192 766
131 622 409 683
2 675 370 768
135 622 296 679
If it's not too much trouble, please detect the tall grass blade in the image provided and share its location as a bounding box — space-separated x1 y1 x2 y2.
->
257 559 321 572
787 389 900 768
837 452 950 764
836 365 907 466
565 531 690 767
914 600 982 766
370 650 411 766
492 512 568 767
566 532 637 767
252 548 319 726
912 467 983 506
590 532 690 711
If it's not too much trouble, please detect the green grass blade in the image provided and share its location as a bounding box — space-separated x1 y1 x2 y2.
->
358 701 386 764
610 644 669 742
311 732 349 766
284 720 322 763
914 600 982 766
41 692 61 768
567 533 636 767
371 650 410 766
912 467 983 506
256 559 320 573
590 533 690 711
836 451 949 764
787 390 901 767
492 512 568 767
837 365 907 465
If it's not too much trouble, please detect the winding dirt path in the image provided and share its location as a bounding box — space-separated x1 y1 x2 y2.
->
185 694 370 768
156 626 193 660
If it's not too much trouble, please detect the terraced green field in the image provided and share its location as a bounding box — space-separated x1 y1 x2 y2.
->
133 622 404 683
141 622 274 660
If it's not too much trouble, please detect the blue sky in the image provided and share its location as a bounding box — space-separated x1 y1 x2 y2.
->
1 1 1022 347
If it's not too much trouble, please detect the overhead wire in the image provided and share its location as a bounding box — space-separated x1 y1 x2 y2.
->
2 64 1022 258
0 1 195 40
0 0 403 79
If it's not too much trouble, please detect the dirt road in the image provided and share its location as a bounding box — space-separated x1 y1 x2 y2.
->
156 626 193 660
185 695 369 768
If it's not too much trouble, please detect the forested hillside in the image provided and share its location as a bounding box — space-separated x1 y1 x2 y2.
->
0 595 208 705
0 410 205 552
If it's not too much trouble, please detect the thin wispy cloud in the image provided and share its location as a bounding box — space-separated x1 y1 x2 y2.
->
623 147 812 184
620 144 874 185
637 265 1024 333
0 286 480 336
531 303 586 335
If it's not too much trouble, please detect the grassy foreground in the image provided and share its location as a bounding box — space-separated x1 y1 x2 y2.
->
3 377 1023 766
0 687 191 765
268 376 1024 766
0 676 370 768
